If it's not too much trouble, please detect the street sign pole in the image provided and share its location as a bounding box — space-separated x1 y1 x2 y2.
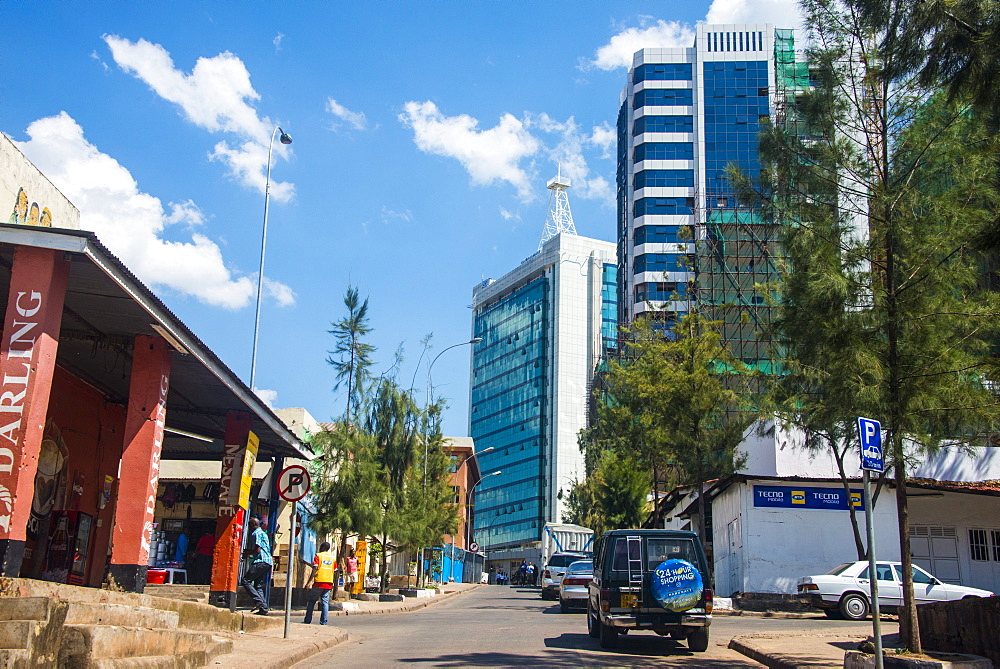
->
857 417 884 669
276 465 310 640
863 469 883 669
284 500 296 639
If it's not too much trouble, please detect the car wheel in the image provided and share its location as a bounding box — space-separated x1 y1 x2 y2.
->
587 602 600 638
839 593 869 621
560 598 569 614
599 619 618 649
687 627 710 652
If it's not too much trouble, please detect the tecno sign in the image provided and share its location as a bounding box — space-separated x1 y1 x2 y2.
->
753 485 864 511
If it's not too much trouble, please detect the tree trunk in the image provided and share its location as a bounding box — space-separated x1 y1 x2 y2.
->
894 448 921 652
379 533 390 593
833 439 867 560
332 533 348 599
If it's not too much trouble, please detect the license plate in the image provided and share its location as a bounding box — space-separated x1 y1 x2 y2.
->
620 593 638 608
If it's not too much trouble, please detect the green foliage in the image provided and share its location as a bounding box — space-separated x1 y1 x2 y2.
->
729 0 1000 651
327 285 376 424
580 315 755 541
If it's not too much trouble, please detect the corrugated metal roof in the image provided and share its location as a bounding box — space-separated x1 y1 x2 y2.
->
0 223 311 461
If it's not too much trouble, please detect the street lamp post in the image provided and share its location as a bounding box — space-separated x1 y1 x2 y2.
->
423 337 483 486
465 469 502 551
249 125 293 391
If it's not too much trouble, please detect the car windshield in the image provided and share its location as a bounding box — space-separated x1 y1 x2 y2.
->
566 561 592 574
548 554 587 568
826 563 854 576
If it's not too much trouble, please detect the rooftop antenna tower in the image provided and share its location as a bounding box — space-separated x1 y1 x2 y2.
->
538 163 577 250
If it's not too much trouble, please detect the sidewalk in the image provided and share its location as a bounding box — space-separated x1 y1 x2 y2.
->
208 583 483 668
730 630 875 668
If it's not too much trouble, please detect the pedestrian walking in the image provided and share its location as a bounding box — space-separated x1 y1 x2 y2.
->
343 546 359 595
193 532 215 585
241 517 272 615
303 541 336 625
527 562 536 587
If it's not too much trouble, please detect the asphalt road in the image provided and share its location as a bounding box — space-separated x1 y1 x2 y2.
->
294 586 882 667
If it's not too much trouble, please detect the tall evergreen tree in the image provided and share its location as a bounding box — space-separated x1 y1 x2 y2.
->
327 285 376 424
732 0 1000 649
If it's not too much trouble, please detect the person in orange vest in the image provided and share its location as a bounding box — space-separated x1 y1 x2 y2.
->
303 542 336 625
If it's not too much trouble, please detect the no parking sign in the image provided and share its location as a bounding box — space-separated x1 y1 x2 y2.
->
277 465 310 502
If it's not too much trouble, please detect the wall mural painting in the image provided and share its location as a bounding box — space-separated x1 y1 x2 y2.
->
8 187 53 227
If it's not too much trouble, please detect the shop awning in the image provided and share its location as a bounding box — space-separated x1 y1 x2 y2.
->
0 224 312 462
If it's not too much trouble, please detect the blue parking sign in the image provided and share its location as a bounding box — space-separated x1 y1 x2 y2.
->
857 416 884 472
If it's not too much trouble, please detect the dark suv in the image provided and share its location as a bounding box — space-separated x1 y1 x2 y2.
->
587 529 713 652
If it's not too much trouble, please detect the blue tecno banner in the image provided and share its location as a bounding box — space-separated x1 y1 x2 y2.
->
753 485 864 511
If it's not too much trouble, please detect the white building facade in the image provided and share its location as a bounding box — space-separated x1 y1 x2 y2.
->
469 233 617 558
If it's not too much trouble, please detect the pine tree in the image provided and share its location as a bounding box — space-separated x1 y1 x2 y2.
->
733 0 1000 649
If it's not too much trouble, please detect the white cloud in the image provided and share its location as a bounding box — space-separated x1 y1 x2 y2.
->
589 122 616 160
525 114 614 204
380 206 413 224
102 35 294 202
706 0 803 27
499 207 519 222
326 99 368 131
399 101 540 200
13 112 295 310
273 33 285 51
254 387 278 406
589 20 695 70
588 1 803 70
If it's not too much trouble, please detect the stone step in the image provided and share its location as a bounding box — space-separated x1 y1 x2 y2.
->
0 620 40 650
0 648 30 665
61 625 233 666
65 602 180 629
142 585 209 604
90 649 215 669
0 597 55 622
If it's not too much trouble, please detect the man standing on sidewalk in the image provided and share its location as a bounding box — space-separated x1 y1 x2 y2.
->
242 517 273 615
304 542 336 625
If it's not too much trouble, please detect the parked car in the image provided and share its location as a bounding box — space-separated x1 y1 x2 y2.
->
797 561 994 621
541 551 591 600
587 529 713 652
559 559 593 613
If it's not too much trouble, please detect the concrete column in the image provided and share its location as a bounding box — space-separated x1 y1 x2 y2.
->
0 246 70 576
209 411 252 611
109 335 171 592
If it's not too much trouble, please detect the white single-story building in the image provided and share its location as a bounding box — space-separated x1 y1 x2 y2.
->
655 420 1000 597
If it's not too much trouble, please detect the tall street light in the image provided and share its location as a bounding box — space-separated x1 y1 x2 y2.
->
249 126 293 391
465 469 502 551
424 337 483 486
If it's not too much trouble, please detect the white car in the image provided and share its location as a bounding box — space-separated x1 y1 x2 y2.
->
541 552 590 600
558 559 592 613
797 561 994 620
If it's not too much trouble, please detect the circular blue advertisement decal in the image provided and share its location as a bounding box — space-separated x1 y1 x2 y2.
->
650 559 703 612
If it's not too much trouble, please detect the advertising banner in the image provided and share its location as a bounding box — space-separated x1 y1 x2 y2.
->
650 559 704 612
753 485 863 510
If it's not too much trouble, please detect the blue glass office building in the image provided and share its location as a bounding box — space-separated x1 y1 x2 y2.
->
618 24 792 339
470 234 616 557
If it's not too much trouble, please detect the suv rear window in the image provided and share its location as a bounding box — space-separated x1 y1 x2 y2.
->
609 536 701 572
548 554 588 568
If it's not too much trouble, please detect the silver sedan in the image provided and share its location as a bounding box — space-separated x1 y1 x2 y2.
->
558 559 593 613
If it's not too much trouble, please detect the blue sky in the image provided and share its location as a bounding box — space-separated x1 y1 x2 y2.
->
1 0 800 436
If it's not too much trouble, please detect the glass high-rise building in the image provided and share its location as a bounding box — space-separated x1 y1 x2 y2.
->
618 24 804 375
469 233 616 558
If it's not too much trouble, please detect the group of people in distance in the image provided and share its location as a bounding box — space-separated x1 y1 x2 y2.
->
488 561 537 586
240 516 359 621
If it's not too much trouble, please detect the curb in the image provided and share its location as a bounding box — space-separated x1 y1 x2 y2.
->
728 636 790 669
715 609 827 619
326 584 484 617
259 630 350 669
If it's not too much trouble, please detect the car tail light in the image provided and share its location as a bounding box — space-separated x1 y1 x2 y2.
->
704 588 713 615
600 587 610 612
799 583 819 592
564 578 588 586
543 569 551 579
